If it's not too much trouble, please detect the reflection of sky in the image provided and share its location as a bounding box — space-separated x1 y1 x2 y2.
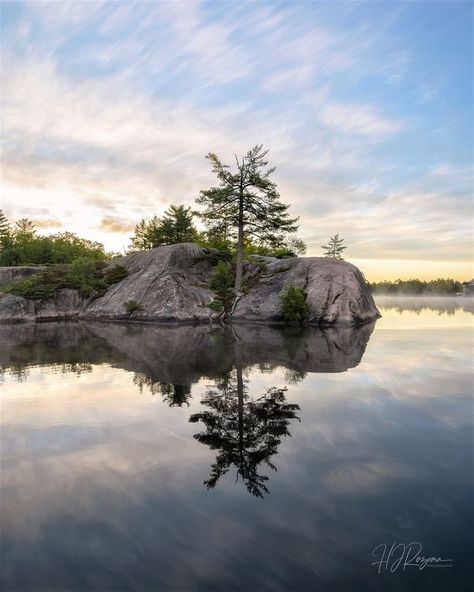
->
1 307 473 590
374 296 474 330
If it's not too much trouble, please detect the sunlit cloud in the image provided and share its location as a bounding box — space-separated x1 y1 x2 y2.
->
100 216 136 234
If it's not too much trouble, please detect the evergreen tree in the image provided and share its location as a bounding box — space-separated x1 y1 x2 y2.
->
197 145 299 294
129 205 197 251
0 210 11 237
14 218 37 238
129 216 161 251
321 234 347 259
159 205 196 244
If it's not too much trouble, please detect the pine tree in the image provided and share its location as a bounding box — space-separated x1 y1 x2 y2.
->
129 217 159 251
129 205 197 251
197 145 299 294
159 205 196 244
0 210 11 237
321 234 347 259
15 218 37 238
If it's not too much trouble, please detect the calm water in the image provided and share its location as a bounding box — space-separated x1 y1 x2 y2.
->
1 298 473 592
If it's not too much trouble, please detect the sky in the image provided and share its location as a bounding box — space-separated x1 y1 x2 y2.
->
1 0 472 281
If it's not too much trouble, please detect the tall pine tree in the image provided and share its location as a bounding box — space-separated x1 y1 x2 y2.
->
197 145 299 294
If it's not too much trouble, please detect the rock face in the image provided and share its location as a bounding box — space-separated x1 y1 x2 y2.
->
0 290 86 322
234 257 379 325
0 243 380 325
85 243 218 322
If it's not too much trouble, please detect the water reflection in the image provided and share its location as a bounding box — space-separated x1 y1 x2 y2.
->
1 308 472 591
375 295 474 315
133 375 192 407
0 322 371 497
0 320 375 384
190 369 300 497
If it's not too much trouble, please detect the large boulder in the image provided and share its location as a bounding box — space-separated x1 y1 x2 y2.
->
234 256 379 325
84 243 218 322
0 244 380 325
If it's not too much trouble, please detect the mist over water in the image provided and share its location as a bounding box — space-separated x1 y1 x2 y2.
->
1 298 472 591
375 295 474 314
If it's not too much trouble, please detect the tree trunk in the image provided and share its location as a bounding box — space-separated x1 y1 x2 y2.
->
235 345 244 463
234 194 244 294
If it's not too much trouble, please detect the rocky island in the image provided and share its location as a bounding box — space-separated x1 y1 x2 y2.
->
0 243 380 325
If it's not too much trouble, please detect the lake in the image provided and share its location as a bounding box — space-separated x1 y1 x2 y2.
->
1 297 473 591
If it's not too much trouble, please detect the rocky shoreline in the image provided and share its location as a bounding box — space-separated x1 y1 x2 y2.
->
0 243 380 326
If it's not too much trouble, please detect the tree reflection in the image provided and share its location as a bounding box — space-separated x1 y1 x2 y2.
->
190 359 300 497
133 373 192 407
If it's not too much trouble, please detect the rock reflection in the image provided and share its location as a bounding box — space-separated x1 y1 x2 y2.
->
0 321 374 497
0 321 375 384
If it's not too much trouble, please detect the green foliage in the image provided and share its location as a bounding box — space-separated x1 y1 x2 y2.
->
368 278 463 295
194 247 232 267
0 214 108 266
160 204 197 244
195 228 234 255
244 237 306 259
197 146 299 247
129 217 160 251
104 264 128 284
321 234 346 259
209 260 235 313
3 258 127 300
280 285 309 323
129 205 197 251
209 298 225 312
124 300 141 314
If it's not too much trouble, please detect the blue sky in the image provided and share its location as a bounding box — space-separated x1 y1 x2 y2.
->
1 0 472 279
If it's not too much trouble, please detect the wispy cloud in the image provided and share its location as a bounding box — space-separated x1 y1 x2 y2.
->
320 102 404 137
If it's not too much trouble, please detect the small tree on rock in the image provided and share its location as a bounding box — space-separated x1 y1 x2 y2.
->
0 210 11 237
321 234 346 259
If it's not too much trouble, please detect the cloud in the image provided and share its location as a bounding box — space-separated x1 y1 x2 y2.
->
301 189 473 262
320 102 404 137
32 218 62 229
100 216 135 234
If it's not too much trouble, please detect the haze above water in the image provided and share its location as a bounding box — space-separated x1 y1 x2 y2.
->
1 297 473 591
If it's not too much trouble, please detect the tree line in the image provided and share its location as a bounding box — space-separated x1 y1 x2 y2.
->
368 278 464 295
0 212 109 266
